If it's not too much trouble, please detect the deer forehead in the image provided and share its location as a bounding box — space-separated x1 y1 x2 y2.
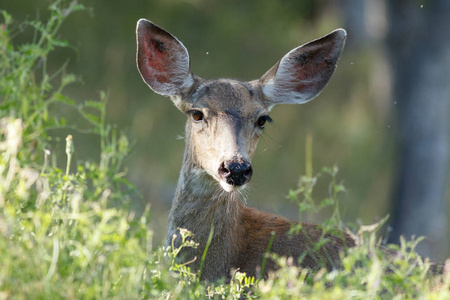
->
189 80 267 118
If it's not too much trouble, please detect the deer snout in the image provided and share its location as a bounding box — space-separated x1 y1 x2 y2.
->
218 161 253 187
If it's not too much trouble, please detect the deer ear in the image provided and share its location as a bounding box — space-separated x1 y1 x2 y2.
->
260 29 346 107
136 19 195 97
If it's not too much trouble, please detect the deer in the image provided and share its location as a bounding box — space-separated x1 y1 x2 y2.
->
135 19 442 282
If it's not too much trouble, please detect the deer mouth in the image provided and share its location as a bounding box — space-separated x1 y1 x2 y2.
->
219 180 247 193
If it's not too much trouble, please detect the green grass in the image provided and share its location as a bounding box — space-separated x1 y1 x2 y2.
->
1 1 449 299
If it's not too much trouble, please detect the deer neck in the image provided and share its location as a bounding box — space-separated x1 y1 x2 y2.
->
166 140 243 279
168 149 242 239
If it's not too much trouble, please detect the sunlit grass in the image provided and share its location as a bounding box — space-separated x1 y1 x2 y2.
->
0 1 449 299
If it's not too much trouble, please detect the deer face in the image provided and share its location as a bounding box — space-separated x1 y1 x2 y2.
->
181 80 270 191
136 19 346 192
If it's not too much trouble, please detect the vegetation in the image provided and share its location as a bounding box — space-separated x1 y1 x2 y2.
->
0 2 449 299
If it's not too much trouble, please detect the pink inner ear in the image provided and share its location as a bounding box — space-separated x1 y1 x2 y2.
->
137 22 191 94
289 42 338 95
141 36 171 84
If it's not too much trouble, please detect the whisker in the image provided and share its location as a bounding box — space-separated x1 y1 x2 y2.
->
238 189 248 205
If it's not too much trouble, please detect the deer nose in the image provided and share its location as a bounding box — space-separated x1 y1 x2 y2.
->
218 161 253 186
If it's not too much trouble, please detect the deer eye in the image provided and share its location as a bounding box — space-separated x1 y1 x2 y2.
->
257 115 272 128
190 110 204 122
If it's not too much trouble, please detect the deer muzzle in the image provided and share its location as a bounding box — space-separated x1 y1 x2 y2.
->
218 160 253 188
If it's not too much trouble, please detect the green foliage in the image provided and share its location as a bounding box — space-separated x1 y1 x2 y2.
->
1 1 449 299
0 2 149 298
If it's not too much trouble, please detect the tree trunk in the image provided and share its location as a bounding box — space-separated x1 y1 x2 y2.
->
387 0 450 259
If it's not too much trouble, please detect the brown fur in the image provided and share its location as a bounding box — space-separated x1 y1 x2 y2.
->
235 205 355 278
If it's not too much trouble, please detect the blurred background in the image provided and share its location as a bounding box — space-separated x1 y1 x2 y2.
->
3 0 449 260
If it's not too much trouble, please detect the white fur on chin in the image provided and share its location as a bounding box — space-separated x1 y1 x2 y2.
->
219 181 246 193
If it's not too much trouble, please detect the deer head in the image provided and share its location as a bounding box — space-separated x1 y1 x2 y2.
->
136 19 346 193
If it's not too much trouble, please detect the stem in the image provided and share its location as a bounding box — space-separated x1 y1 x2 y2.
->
259 231 275 280
65 134 73 176
197 224 214 281
305 131 313 178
